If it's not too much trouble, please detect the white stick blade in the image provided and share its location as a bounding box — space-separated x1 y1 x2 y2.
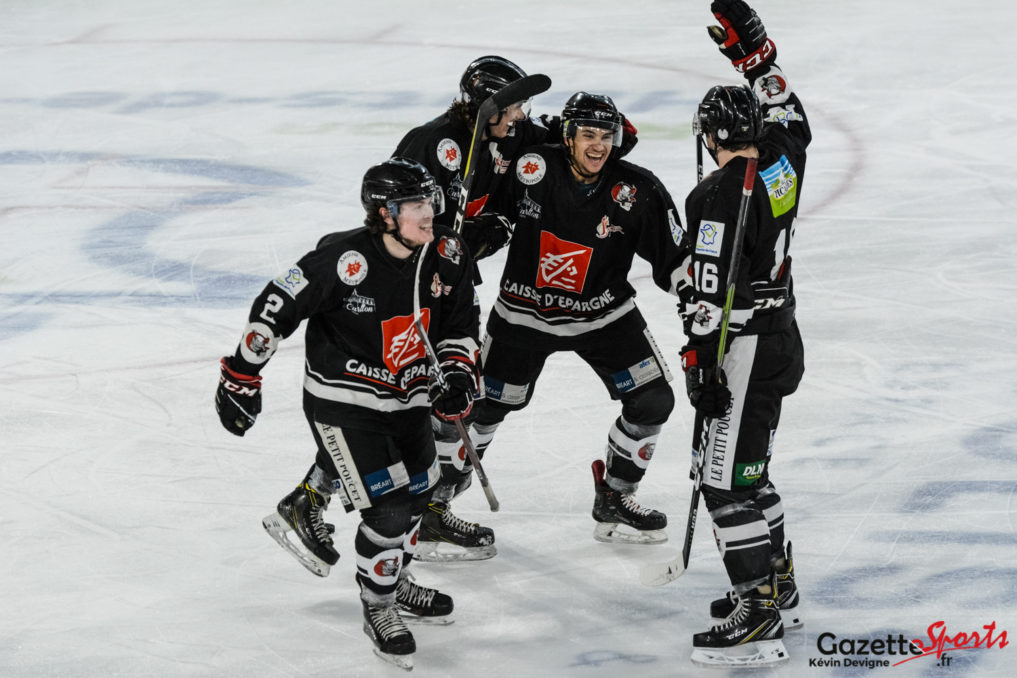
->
639 557 685 586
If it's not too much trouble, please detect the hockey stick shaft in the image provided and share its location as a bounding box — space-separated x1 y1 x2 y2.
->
412 243 499 512
642 157 757 587
452 74 551 234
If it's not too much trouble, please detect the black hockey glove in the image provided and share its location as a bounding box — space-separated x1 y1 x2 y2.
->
429 360 477 422
681 347 731 419
462 213 514 260
708 0 776 78
216 356 262 436
538 114 562 139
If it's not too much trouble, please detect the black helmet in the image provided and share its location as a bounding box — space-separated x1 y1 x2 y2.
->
562 92 623 147
459 55 526 109
693 85 762 149
361 157 444 221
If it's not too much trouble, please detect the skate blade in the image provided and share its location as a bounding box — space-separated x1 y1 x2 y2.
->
372 647 413 671
262 512 332 577
413 541 497 562
593 522 668 545
691 639 789 667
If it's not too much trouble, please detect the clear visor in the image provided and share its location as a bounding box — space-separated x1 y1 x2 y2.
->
571 120 622 147
500 98 532 119
692 111 704 137
387 187 445 220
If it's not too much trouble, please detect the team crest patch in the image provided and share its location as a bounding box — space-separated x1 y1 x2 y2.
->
611 182 637 211
595 215 623 239
437 138 461 171
696 220 724 257
437 235 462 264
272 265 309 299
536 231 593 293
431 273 452 298
337 250 368 285
516 153 546 185
239 321 276 364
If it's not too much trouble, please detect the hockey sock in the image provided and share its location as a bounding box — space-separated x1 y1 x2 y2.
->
605 416 661 488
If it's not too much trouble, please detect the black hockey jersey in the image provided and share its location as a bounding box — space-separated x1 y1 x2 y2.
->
229 226 478 428
683 65 811 347
489 143 688 349
394 111 551 227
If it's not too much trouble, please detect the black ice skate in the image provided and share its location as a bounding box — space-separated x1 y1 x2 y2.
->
591 459 668 545
692 581 788 668
395 573 455 625
414 501 497 562
362 601 415 671
710 542 802 629
261 482 339 577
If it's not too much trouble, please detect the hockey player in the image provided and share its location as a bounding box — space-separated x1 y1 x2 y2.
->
394 55 548 265
442 91 689 546
680 0 810 667
395 57 643 561
214 157 478 670
392 55 545 561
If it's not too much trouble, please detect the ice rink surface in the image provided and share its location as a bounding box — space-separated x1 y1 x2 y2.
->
2 1 1016 676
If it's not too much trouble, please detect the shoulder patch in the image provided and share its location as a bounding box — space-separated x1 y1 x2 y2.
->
760 155 798 217
272 265 309 299
516 153 546 185
437 138 461 171
610 182 637 211
337 250 368 285
437 235 463 264
696 220 724 257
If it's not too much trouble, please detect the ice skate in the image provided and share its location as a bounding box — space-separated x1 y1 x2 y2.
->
395 573 455 625
692 583 788 668
710 542 801 629
414 501 497 562
262 482 339 577
590 459 668 544
363 601 415 671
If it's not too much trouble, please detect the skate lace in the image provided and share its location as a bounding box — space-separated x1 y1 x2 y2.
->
308 504 332 543
714 596 753 631
620 493 654 517
397 575 436 609
442 508 480 535
369 605 409 640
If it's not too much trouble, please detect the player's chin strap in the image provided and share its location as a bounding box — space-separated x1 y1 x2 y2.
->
384 221 422 254
564 139 604 183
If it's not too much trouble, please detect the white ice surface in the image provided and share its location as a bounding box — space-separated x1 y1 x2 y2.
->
2 1 1016 676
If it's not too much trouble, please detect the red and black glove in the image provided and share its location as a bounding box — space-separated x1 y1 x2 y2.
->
429 359 477 422
681 346 731 419
216 357 262 436
708 0 777 78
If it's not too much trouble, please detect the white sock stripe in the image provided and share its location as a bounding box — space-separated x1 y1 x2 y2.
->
358 523 404 549
713 519 769 546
